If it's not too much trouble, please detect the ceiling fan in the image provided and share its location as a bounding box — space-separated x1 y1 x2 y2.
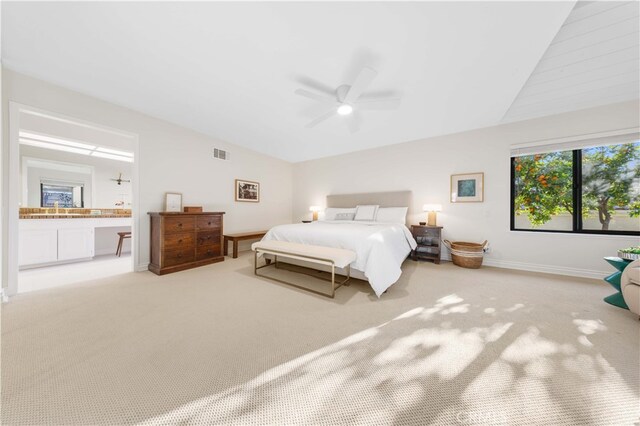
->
295 66 401 133
111 173 131 185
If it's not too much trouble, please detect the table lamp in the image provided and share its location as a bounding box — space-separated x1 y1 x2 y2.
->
423 204 442 226
309 206 322 221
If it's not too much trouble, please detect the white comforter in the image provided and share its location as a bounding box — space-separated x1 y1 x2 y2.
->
261 221 417 297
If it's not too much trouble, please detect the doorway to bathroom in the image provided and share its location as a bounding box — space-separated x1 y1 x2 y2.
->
7 103 140 295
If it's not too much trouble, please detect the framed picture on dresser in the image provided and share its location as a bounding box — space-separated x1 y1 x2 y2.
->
164 192 182 212
235 179 260 202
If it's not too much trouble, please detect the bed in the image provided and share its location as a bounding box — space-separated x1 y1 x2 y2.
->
260 191 417 296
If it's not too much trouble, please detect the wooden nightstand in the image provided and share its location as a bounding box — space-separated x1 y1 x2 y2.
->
410 225 442 264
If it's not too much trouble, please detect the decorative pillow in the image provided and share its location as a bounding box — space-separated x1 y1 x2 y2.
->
376 207 408 224
354 205 379 221
334 212 356 221
323 207 356 221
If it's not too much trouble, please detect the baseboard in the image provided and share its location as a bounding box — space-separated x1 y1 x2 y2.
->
440 254 608 280
136 263 149 272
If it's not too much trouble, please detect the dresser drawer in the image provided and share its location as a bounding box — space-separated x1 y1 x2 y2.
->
413 228 439 237
196 215 221 231
196 244 222 261
163 248 195 267
196 231 220 247
415 235 439 246
164 216 195 233
164 232 195 250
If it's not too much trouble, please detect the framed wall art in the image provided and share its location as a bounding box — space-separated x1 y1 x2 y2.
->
451 172 484 203
235 179 260 203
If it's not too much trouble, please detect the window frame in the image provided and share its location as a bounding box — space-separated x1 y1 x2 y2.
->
510 147 639 236
40 183 85 208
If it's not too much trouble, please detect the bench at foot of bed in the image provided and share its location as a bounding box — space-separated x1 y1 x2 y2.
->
251 240 356 298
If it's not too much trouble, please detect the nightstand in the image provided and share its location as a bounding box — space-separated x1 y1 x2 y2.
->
410 225 442 264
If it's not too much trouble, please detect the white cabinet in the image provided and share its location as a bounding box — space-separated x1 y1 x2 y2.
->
19 229 58 266
58 228 94 261
19 219 103 267
19 217 130 268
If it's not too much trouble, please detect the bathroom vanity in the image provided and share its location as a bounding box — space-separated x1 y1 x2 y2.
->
19 209 132 268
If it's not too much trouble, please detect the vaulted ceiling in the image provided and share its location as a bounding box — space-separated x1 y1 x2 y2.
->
4 1 627 162
503 1 639 123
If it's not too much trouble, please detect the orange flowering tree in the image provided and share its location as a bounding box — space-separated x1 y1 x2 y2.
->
513 151 573 226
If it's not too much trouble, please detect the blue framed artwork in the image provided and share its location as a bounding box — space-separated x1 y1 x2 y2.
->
451 172 484 202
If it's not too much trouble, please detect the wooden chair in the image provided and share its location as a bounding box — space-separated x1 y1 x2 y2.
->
116 231 132 257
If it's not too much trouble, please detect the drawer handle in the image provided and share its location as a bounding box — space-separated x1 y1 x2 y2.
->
178 239 183 244
177 253 183 258
207 250 212 255
207 235 211 240
178 223 183 227
208 222 212 226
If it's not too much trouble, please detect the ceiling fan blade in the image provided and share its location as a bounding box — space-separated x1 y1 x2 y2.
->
344 67 377 103
354 98 401 110
295 88 336 104
305 109 336 128
345 114 361 134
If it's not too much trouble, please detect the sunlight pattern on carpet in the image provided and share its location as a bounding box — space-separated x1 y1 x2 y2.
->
140 294 637 425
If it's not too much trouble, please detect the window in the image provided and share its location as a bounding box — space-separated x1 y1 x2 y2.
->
511 138 640 235
41 183 84 208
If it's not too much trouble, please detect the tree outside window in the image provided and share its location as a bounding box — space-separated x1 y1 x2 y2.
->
512 141 640 233
582 143 640 231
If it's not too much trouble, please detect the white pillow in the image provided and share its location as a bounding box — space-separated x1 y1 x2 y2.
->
334 212 356 220
354 205 379 221
376 207 408 224
323 207 356 221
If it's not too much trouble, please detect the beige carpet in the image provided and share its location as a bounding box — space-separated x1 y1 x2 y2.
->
2 254 638 425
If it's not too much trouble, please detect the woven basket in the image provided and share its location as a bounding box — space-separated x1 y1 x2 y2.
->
443 240 488 269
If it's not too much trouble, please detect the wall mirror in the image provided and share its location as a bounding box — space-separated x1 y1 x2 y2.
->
22 157 94 208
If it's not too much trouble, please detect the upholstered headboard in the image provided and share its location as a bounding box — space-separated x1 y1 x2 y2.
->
326 191 413 222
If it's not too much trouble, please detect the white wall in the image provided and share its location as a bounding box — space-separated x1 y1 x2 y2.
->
292 101 640 279
2 69 293 286
20 145 133 208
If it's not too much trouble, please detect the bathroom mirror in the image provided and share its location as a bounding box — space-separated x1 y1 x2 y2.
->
22 157 94 208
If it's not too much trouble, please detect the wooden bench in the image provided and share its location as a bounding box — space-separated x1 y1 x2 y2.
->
224 230 268 258
252 240 356 298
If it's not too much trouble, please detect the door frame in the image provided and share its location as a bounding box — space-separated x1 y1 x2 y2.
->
7 102 140 297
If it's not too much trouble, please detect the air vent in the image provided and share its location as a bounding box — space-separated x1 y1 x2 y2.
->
214 148 230 161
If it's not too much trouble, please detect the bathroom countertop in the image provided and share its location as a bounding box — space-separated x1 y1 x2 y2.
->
19 208 132 219
19 214 132 219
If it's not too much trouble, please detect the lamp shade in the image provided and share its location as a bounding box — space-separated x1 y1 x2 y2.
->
309 205 322 212
423 204 442 212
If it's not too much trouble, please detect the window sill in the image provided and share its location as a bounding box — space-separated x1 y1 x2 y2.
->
510 230 639 240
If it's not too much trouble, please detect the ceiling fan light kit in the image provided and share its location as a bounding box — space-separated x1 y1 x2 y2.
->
337 104 353 115
295 66 401 133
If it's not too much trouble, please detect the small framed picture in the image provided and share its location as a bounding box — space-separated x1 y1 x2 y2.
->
451 173 484 203
165 192 183 212
235 179 260 202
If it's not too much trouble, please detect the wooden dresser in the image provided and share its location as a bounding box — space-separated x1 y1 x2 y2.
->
148 212 225 275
